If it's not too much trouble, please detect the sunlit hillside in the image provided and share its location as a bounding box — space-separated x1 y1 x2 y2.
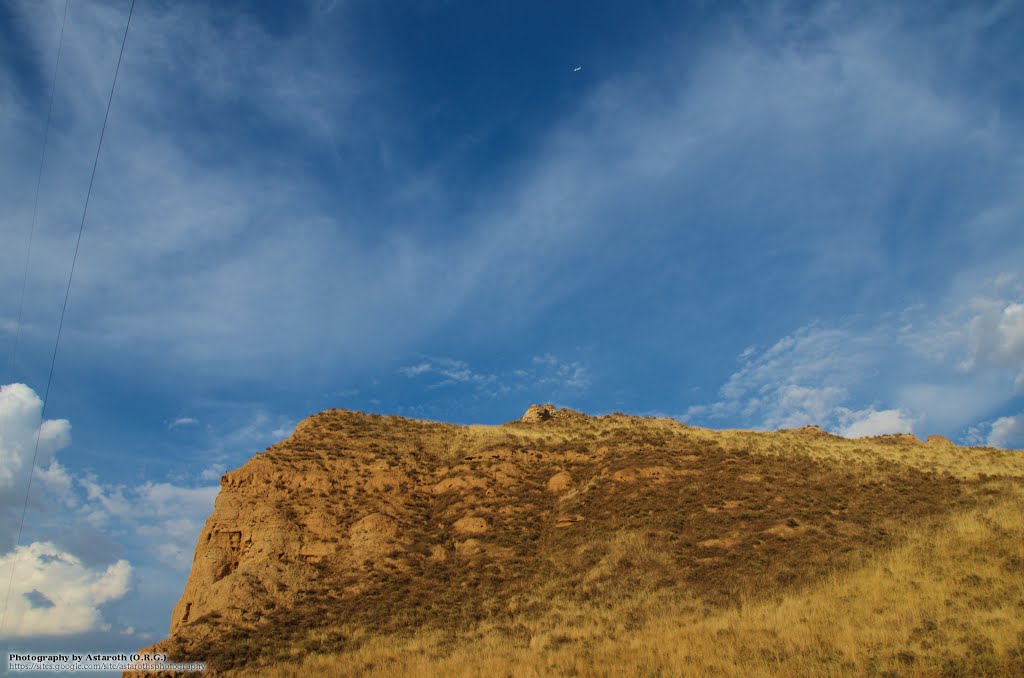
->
128 406 1024 677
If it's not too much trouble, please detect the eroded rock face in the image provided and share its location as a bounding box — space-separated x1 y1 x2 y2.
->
166 476 311 636
153 424 426 642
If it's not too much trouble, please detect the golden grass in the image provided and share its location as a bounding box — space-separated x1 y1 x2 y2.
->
233 480 1024 677
471 414 1024 481
686 426 1024 481
144 408 1024 676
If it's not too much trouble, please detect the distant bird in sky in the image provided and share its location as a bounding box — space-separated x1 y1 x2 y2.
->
574 66 582 72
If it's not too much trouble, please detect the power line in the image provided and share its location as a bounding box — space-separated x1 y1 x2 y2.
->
1 0 137 636
6 0 69 385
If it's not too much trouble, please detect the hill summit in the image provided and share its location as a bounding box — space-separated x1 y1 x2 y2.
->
128 406 1024 676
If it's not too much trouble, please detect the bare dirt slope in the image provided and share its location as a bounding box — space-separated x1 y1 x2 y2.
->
127 405 1024 676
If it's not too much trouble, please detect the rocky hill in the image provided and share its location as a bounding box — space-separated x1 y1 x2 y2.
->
127 405 1024 676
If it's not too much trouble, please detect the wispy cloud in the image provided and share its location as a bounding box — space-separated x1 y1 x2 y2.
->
3 1 1022 395
0 1 465 383
398 363 432 377
532 354 591 390
69 475 218 574
399 353 591 397
398 358 496 387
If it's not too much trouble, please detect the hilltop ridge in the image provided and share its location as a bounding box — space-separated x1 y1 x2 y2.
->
127 405 1024 676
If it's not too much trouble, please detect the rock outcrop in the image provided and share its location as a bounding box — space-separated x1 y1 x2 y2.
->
520 403 586 423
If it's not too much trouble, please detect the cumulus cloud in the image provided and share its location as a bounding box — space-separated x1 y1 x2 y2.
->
0 385 129 639
984 415 1024 450
684 281 1022 442
33 461 77 508
0 382 219 645
1 384 74 551
962 300 1024 390
0 542 131 638
0 384 71 495
838 408 916 439
684 325 876 431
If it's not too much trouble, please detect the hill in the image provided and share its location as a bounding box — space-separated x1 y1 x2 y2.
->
127 405 1024 676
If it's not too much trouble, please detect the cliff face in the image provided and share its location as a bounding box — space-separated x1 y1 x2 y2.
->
131 406 985 674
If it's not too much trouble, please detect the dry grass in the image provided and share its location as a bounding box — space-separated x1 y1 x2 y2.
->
238 482 1024 677
702 426 1024 481
143 408 1024 676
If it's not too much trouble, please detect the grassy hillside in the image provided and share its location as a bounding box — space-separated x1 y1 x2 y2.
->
134 407 1024 677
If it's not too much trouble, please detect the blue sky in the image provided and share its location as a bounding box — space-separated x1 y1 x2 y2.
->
1 0 1022 662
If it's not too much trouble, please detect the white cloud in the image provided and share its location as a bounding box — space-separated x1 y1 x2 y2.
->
398 363 432 377
130 483 219 570
399 358 496 387
2 383 217 584
0 384 75 550
2 1 1021 394
78 474 132 523
685 324 872 431
214 410 294 446
962 300 1024 389
136 482 218 518
169 416 198 429
34 461 77 508
0 384 136 639
838 408 916 439
399 353 591 399
0 1 471 381
199 463 226 482
532 354 591 390
79 479 218 572
269 424 294 439
685 281 1022 442
0 384 71 494
986 415 1024 450
0 542 131 638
